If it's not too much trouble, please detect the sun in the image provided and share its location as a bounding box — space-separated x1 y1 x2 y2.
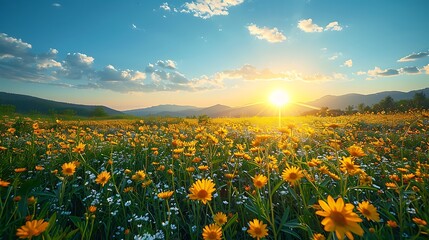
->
269 89 290 107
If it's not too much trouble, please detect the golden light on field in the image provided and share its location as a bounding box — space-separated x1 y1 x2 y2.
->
269 89 290 107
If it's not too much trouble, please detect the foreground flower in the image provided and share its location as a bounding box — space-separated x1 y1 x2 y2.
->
252 174 268 189
347 145 366 157
72 142 86 153
188 179 216 204
316 196 363 240
282 166 304 186
213 212 227 226
247 219 269 239
357 201 380 222
61 162 76 176
202 224 222 240
340 157 361 175
158 191 174 199
95 171 111 186
313 233 326 240
16 219 49 239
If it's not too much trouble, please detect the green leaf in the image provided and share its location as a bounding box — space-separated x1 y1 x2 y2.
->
223 213 238 232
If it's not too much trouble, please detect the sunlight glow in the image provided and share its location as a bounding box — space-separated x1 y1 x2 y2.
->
269 89 290 107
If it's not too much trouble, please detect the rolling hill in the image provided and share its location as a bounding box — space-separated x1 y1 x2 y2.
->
306 88 429 110
0 92 124 117
2 87 428 118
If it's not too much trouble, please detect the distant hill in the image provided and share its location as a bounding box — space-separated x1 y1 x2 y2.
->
306 88 429 110
0 92 124 117
123 104 200 116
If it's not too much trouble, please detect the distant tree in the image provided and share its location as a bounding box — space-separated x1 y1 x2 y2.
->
91 107 108 117
345 105 354 114
413 92 428 109
374 96 396 112
357 103 366 113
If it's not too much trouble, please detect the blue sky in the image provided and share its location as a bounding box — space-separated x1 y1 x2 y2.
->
1 0 428 110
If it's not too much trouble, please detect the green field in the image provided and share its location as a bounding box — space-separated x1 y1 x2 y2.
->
1 113 428 239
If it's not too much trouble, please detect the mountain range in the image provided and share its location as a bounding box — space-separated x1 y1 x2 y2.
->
1 88 428 117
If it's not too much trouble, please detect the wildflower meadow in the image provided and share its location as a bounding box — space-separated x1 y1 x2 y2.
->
0 113 428 239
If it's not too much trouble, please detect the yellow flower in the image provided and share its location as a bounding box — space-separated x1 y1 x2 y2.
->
213 212 227 226
95 171 111 186
252 174 268 189
35 166 45 171
202 223 222 240
387 220 398 228
14 168 27 173
16 219 49 239
316 196 363 240
131 170 146 181
0 179 11 187
188 179 216 205
357 201 380 222
247 219 269 239
61 162 76 176
340 157 361 175
158 191 174 199
347 145 366 157
88 206 97 213
412 217 427 226
72 142 86 153
312 233 326 240
282 166 304 186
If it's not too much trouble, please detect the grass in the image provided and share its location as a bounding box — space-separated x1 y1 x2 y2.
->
0 112 428 239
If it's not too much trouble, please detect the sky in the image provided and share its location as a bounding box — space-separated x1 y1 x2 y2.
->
0 0 429 110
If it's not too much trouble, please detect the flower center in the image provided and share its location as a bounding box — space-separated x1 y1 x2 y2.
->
289 172 297 180
254 227 262 235
208 231 218 239
197 190 208 198
361 208 370 216
330 211 347 226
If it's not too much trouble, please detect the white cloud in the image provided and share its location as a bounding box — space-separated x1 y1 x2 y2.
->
325 21 342 31
328 52 342 61
183 0 244 19
160 2 171 11
298 19 343 32
60 53 95 79
52 3 61 7
156 60 177 70
398 51 429 62
297 19 323 32
247 24 286 43
365 65 424 79
423 64 429 74
356 71 366 75
0 33 32 58
399 66 420 74
367 67 399 78
343 59 353 67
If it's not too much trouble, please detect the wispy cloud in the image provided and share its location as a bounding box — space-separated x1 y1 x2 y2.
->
298 19 343 32
343 59 353 67
52 3 61 7
423 64 429 74
219 64 347 82
182 0 244 19
365 65 424 80
247 24 286 43
160 2 171 11
397 51 429 62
